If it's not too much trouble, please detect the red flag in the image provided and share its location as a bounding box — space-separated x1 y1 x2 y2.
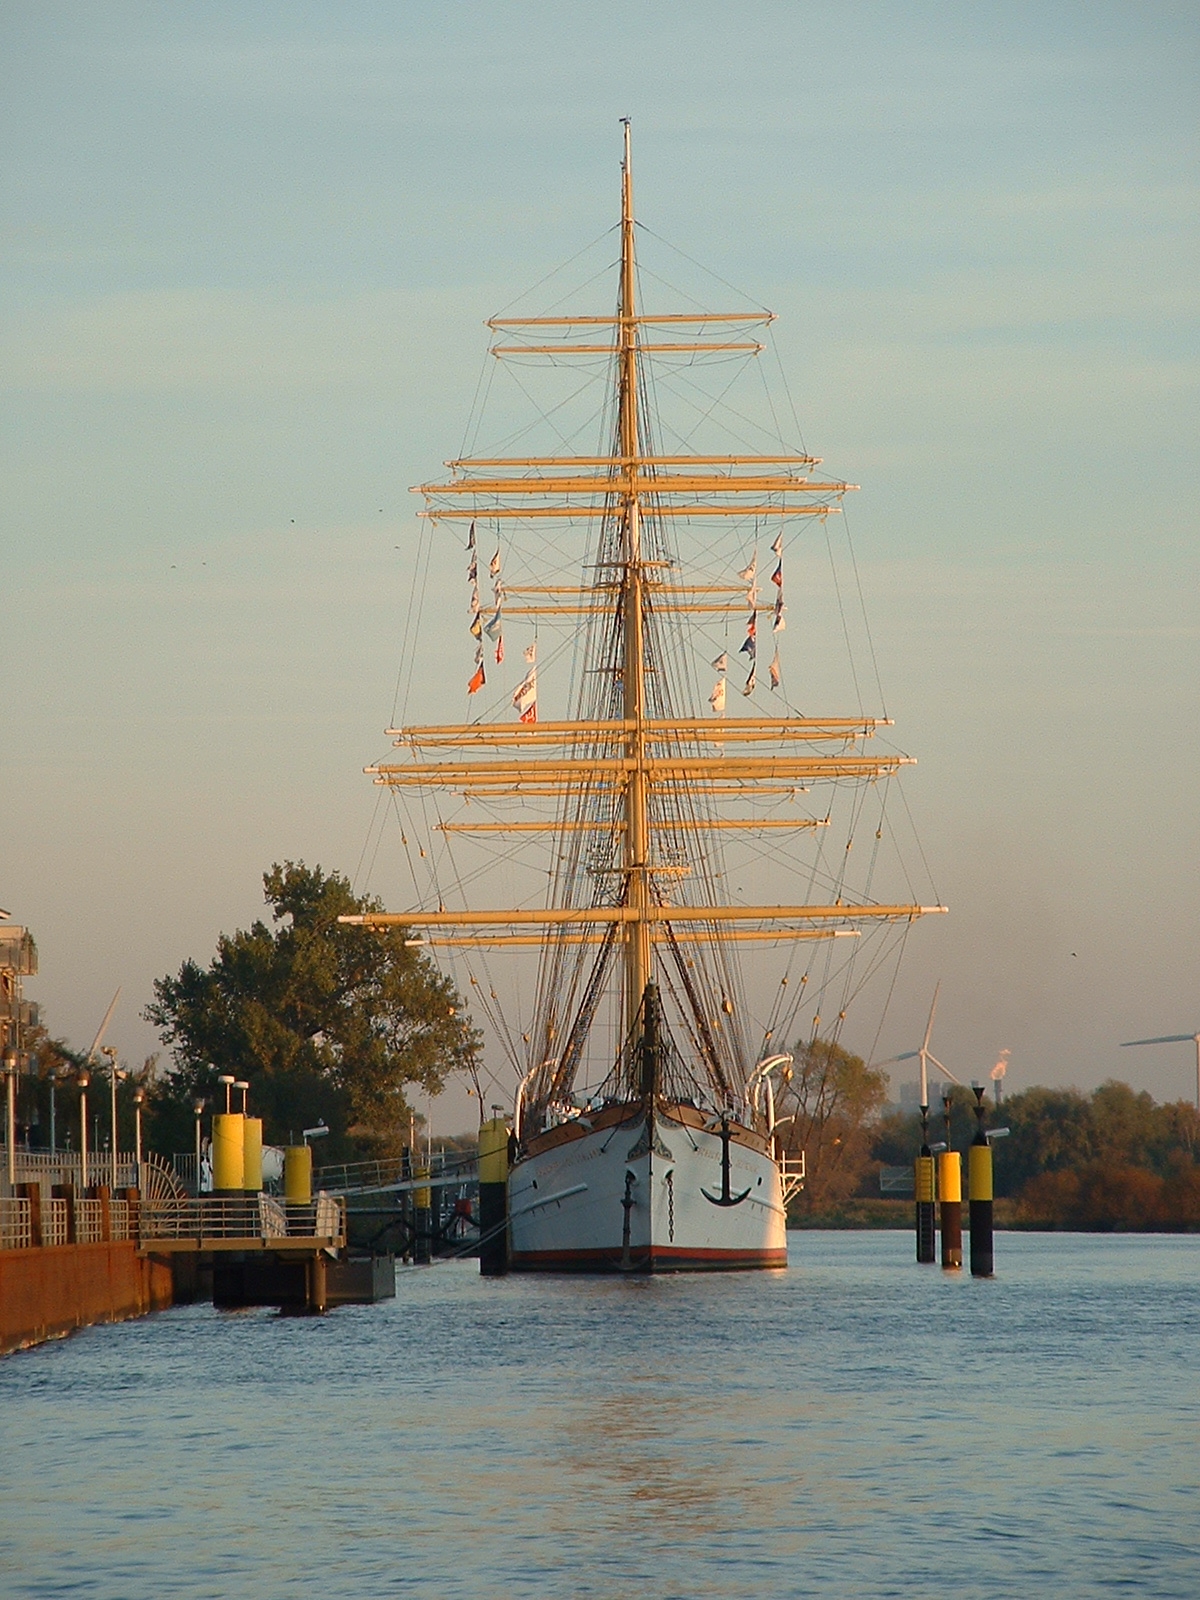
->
467 661 485 695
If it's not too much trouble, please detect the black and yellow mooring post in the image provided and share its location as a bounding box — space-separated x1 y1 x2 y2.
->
414 1160 432 1264
915 1101 936 1264
477 1112 510 1277
969 1085 994 1278
284 1143 312 1202
938 1091 962 1269
399 1143 412 1262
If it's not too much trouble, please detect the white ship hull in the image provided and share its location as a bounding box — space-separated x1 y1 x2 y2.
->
508 1101 787 1272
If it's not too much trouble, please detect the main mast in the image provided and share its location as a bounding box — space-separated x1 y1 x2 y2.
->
342 123 947 1125
617 119 652 1039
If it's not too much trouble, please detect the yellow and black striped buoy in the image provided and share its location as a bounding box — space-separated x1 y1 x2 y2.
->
969 1085 994 1277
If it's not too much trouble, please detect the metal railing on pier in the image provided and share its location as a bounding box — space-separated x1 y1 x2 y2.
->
42 1198 69 1247
0 1195 132 1248
0 1196 32 1250
136 1193 345 1252
0 1149 183 1203
0 1192 342 1252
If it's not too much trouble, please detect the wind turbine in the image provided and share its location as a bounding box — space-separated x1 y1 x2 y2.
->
875 983 961 1115
86 987 121 1063
1120 1030 1200 1111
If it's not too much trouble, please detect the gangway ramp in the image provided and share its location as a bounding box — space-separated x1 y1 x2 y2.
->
314 1152 478 1199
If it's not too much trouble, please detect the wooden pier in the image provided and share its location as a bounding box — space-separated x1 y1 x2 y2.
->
1 1152 391 1351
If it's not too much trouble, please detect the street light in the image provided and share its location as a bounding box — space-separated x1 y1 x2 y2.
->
133 1086 145 1181
192 1097 206 1195
48 1065 58 1156
217 1073 235 1113
78 1069 91 1190
3 1048 17 1191
102 1045 122 1191
234 1079 250 1113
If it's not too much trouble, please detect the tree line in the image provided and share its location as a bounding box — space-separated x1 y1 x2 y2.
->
781 1044 1200 1229
13 862 1199 1230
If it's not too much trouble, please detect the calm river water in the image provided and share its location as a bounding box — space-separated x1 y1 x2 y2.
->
2 1232 1198 1599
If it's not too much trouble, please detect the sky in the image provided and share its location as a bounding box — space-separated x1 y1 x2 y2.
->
2 1 1198 1132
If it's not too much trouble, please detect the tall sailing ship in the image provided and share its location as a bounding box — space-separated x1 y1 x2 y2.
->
347 125 943 1270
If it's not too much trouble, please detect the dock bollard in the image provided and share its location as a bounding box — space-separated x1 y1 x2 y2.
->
242 1117 263 1195
478 1115 510 1277
212 1113 245 1194
968 1086 994 1278
284 1145 312 1204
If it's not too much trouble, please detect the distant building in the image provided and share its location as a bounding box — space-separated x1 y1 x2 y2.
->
0 924 39 1072
897 1079 923 1111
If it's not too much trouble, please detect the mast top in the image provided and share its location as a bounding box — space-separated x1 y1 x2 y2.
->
621 120 635 313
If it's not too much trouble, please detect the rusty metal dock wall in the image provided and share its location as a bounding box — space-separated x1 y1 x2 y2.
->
0 1240 174 1356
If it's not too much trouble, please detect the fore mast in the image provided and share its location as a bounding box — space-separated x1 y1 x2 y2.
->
616 118 653 1044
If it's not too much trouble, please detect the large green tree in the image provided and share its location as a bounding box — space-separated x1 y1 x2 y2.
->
144 862 479 1159
774 1037 889 1214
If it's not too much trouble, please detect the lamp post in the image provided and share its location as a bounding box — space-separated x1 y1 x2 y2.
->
133 1086 145 1182
102 1045 121 1191
192 1097 205 1195
49 1065 58 1155
3 1048 17 1192
78 1069 91 1190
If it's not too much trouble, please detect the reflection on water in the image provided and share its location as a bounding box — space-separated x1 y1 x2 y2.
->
1 1234 1198 1599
